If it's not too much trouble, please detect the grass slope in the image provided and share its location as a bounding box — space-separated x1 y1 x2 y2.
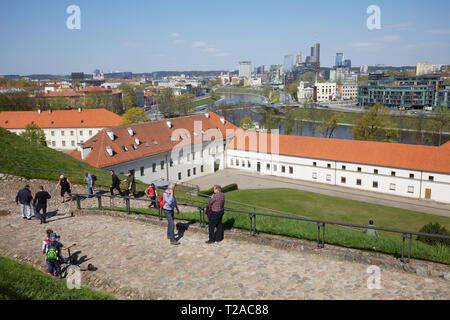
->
0 256 114 300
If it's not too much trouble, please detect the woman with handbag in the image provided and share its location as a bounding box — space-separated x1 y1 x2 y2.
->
205 185 225 244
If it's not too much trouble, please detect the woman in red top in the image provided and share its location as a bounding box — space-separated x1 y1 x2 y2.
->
145 183 158 208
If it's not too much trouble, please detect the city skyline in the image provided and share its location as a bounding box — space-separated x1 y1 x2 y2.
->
0 0 449 75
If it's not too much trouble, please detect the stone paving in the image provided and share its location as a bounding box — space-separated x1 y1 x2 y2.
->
0 175 449 300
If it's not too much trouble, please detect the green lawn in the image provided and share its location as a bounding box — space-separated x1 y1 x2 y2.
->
0 256 114 300
216 87 266 97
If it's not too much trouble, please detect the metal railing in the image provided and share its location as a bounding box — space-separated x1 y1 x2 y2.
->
72 193 450 264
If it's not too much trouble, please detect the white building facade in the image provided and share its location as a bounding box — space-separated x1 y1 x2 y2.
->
315 82 337 102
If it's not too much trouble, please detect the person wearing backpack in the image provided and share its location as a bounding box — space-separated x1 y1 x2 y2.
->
56 175 73 203
45 232 76 277
85 172 96 197
162 183 181 245
145 183 158 208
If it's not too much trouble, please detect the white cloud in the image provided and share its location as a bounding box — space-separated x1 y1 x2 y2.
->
203 47 216 52
404 42 450 49
427 28 450 35
168 33 180 37
213 52 231 57
384 22 414 31
192 41 207 47
173 39 186 45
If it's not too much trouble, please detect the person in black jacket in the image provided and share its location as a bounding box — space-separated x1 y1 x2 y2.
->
33 186 52 224
56 175 73 203
109 170 122 196
15 185 33 220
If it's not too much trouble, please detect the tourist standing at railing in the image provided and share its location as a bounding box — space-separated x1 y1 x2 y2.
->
109 170 122 196
85 172 94 197
162 183 181 245
124 170 136 198
15 185 33 220
145 183 158 208
205 185 225 244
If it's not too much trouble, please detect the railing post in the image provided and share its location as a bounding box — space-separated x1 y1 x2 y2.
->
317 223 325 248
401 233 412 263
249 214 253 236
76 195 81 210
253 213 257 236
125 197 130 214
97 195 102 210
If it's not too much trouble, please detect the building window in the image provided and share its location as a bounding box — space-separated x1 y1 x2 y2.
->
230 159 234 166
282 166 286 173
192 153 195 161
140 167 145 176
274 165 277 172
289 167 293 174
79 131 83 136
242 161 245 167
52 141 56 147
152 163 156 173
326 174 331 181
71 141 75 147
391 171 396 177
357 167 362 172
161 161 164 170
236 159 239 166
267 164 270 170
62 141 66 147
70 131 74 136
61 131 65 136
408 186 414 193
193 168 196 175
201 165 204 173
409 174 414 179
374 169 378 174
187 169 191 177
178 172 182 180
341 177 346 183
312 172 317 179
356 179 362 186
429 176 434 181
390 183 396 191
313 162 317 167
342 165 346 170
327 164 331 169
373 181 378 188
248 161 251 168
51 131 55 137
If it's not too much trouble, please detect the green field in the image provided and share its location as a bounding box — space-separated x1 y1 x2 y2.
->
216 87 266 97
0 256 115 300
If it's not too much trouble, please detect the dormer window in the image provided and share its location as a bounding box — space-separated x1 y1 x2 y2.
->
135 137 140 145
106 146 113 157
152 139 158 145
128 128 134 136
106 131 114 141
131 144 137 150
193 132 198 137
205 113 210 119
201 130 206 135
220 117 225 124
166 120 172 129
121 146 129 152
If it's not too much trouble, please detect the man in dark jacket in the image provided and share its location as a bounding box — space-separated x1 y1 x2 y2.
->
33 185 51 224
15 185 33 220
109 170 122 196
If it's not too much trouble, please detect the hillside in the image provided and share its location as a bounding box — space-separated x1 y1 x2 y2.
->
0 127 123 187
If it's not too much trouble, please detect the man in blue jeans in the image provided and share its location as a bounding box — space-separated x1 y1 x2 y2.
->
163 183 181 245
15 185 33 220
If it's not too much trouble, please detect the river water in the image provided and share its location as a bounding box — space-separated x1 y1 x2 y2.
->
204 93 449 146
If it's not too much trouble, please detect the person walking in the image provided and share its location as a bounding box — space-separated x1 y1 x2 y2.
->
56 175 72 203
145 183 158 208
205 185 225 244
15 185 33 220
162 183 181 245
124 170 136 197
33 186 51 224
109 170 122 196
85 172 94 197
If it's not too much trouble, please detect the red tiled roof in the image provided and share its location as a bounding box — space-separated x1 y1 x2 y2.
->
78 87 112 93
0 108 122 129
144 91 159 97
45 91 79 97
228 132 450 174
70 112 238 168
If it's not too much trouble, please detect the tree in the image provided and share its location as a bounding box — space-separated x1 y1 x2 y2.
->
19 124 47 146
158 88 176 117
239 117 255 131
320 112 342 138
428 105 450 146
352 103 400 142
300 72 315 83
120 107 149 125
283 107 296 135
118 84 137 110
264 109 278 133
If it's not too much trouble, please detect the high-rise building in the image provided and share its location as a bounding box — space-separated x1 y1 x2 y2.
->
335 53 344 68
295 53 302 66
283 54 294 73
344 59 352 68
416 62 433 76
310 44 320 63
239 61 252 79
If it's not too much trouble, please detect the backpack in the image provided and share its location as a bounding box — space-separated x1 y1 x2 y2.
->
46 241 59 261
159 195 165 208
91 175 97 185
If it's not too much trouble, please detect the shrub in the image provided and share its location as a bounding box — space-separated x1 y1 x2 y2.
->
200 183 238 196
417 222 450 247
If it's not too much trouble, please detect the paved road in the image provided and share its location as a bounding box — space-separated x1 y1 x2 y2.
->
188 169 450 218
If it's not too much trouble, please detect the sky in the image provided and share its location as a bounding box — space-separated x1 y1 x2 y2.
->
0 0 449 75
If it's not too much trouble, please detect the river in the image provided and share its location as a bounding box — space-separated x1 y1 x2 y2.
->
203 93 449 147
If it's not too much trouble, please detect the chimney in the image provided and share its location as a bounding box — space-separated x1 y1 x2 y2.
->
78 108 82 113
106 130 114 141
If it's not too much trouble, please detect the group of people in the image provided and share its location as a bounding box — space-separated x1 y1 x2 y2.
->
160 183 225 246
15 175 73 224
